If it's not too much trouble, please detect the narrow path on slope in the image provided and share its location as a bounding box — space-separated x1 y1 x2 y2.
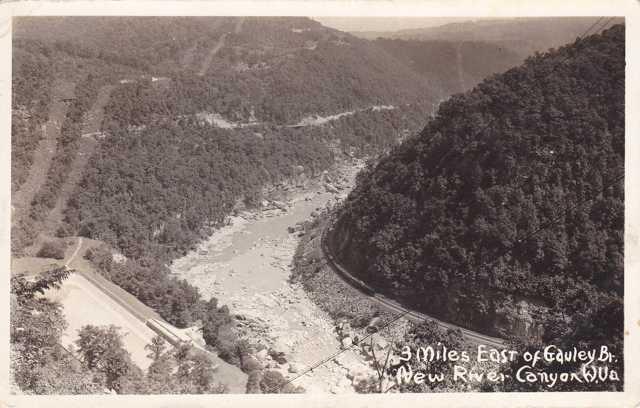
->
181 19 225 71
195 104 396 130
42 85 115 236
288 105 395 128
198 33 228 76
64 236 83 268
455 41 467 92
234 17 244 34
12 80 75 224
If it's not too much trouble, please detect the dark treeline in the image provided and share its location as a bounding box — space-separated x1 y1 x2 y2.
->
16 17 436 124
332 25 624 390
99 45 435 127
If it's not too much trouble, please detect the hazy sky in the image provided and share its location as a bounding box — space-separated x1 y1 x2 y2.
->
313 17 476 32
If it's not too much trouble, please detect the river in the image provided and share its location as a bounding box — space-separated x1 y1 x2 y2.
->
171 158 374 393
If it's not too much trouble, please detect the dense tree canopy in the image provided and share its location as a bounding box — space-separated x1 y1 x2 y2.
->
13 18 624 393
11 267 229 394
12 17 433 259
332 25 624 346
11 268 102 394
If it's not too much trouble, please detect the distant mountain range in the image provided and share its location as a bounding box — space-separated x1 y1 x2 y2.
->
348 17 623 97
353 17 623 59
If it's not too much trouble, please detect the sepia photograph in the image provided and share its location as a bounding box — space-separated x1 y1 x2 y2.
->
4 3 636 405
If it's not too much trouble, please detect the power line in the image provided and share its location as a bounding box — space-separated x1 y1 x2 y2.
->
268 17 621 393
510 173 623 252
425 16 607 176
592 16 617 35
271 168 622 393
266 310 410 393
477 173 623 276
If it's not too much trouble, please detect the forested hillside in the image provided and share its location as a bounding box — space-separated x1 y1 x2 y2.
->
12 17 437 257
14 17 436 124
12 16 627 394
357 18 622 97
11 17 437 385
331 24 624 358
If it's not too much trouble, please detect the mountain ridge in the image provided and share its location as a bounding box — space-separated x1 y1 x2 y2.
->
330 25 624 358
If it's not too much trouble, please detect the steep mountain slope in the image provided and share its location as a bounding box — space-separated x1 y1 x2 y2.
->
12 17 437 257
12 17 446 393
330 24 624 350
11 16 436 356
15 17 436 124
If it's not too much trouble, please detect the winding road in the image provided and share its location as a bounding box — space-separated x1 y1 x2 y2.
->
319 223 505 348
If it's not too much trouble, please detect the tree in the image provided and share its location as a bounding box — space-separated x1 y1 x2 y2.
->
260 370 287 393
332 25 624 358
11 267 100 394
145 335 166 361
37 240 67 260
75 325 135 392
11 266 70 300
393 321 467 393
353 337 397 393
170 343 227 393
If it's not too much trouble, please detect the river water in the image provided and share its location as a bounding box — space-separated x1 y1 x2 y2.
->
171 159 373 393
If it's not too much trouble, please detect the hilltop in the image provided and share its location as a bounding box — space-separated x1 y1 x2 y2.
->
351 17 622 95
12 16 437 258
330 25 624 355
354 17 621 59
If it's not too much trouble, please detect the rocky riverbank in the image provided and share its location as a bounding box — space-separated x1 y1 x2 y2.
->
171 157 379 393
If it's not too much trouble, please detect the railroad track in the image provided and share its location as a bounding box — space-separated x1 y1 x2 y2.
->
319 223 505 348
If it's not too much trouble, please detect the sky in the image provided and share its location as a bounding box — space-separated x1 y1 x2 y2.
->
313 17 476 33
